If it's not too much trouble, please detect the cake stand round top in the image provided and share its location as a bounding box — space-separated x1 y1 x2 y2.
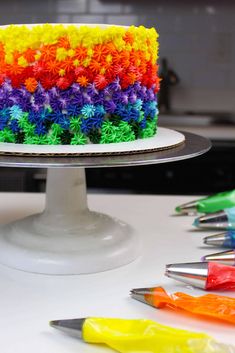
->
0 129 211 168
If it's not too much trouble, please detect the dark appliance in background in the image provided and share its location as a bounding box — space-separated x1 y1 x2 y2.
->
158 58 180 113
85 139 235 195
0 167 36 192
0 137 234 195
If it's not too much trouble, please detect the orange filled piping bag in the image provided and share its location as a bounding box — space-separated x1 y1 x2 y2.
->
131 286 235 324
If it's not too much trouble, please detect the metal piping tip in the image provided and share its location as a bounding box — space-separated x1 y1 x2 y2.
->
130 292 151 306
130 287 157 308
203 232 228 246
194 211 228 229
49 318 86 338
175 201 198 215
165 262 208 289
203 249 235 265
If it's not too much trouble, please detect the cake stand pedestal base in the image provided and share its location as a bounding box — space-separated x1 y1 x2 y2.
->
0 168 139 274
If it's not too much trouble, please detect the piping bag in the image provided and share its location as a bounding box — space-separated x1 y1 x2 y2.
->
50 317 235 353
131 286 235 324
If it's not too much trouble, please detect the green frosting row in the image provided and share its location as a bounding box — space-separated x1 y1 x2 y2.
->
0 114 158 145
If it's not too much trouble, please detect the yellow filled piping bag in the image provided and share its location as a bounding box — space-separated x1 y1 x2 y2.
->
50 317 235 353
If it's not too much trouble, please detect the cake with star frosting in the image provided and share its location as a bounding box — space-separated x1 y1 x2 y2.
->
0 24 159 145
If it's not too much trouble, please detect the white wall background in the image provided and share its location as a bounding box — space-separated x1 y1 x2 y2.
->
0 0 234 114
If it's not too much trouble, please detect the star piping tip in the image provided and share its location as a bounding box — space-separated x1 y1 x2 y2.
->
203 237 208 244
193 218 199 227
175 206 181 213
49 320 60 328
130 291 144 297
49 320 57 327
165 267 170 277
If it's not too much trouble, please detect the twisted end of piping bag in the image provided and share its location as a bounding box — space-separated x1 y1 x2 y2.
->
195 340 235 353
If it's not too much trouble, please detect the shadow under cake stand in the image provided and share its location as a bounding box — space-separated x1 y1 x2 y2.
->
0 128 211 275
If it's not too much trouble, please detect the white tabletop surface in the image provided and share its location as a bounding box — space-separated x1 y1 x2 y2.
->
0 192 234 352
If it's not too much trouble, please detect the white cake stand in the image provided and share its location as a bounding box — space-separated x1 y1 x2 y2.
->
0 128 211 275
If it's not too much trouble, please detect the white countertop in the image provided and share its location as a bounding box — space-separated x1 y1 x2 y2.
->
0 193 234 352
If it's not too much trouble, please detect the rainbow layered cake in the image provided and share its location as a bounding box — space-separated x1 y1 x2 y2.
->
0 24 159 145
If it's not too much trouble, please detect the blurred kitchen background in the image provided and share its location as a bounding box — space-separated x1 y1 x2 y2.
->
0 0 234 195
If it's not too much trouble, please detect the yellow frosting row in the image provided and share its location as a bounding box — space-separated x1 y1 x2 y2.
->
0 24 159 65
